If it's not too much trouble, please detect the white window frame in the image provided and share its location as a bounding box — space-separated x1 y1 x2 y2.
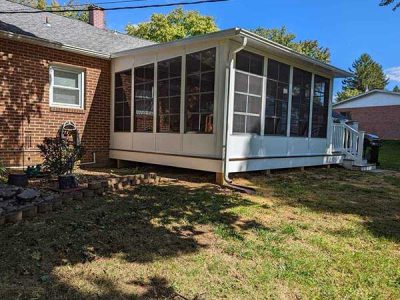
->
49 65 84 109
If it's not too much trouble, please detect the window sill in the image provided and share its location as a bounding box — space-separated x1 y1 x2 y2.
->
50 106 85 114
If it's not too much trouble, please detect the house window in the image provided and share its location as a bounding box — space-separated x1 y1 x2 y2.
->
233 50 264 134
290 68 312 137
157 57 182 133
50 66 84 109
185 48 216 133
114 70 132 132
311 75 330 138
265 59 290 135
134 63 154 132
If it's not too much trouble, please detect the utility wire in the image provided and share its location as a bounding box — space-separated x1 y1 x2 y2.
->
56 0 148 8
0 0 228 13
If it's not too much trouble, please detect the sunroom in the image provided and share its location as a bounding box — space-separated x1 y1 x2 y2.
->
109 28 352 183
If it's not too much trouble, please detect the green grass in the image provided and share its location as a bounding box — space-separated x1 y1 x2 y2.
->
380 140 400 170
1 168 400 299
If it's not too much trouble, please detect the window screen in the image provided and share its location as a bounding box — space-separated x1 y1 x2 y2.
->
134 64 154 132
290 68 312 137
233 50 264 134
265 59 290 135
157 57 182 133
114 70 132 132
50 67 83 108
185 48 216 133
311 75 330 138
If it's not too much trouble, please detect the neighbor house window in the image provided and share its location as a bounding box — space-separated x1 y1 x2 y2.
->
157 57 182 133
134 63 154 132
233 50 264 134
49 66 84 109
290 68 312 137
265 59 290 135
185 48 216 133
114 70 132 132
311 75 330 138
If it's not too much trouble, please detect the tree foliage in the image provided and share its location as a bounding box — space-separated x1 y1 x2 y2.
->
393 85 400 93
336 54 389 101
380 0 400 10
252 27 331 63
10 0 89 22
126 8 218 43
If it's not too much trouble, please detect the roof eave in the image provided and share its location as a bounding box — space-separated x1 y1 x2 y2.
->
0 30 111 59
237 29 351 78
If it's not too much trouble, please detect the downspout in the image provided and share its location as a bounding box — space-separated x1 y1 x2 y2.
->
221 37 255 194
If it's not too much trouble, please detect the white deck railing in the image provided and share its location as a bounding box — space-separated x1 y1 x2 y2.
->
332 122 365 165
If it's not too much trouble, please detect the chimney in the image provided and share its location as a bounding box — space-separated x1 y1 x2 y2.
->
88 5 105 29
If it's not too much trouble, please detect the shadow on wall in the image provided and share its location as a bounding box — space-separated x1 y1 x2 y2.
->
0 21 44 167
0 181 262 298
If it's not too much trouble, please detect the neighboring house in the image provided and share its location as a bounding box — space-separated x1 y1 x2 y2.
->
333 90 400 140
1 0 368 182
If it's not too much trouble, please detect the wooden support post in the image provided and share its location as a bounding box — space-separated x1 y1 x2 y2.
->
265 169 271 175
117 159 122 169
300 166 305 172
215 172 225 186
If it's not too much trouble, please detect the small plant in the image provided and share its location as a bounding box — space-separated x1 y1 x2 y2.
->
37 137 84 175
0 159 6 179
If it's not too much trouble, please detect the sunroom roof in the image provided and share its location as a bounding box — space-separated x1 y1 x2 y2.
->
111 28 351 78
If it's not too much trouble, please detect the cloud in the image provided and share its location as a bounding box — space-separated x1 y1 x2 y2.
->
385 67 400 82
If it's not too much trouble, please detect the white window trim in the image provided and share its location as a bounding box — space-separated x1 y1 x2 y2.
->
49 66 84 109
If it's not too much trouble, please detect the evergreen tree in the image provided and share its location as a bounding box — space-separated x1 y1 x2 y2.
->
337 54 389 101
393 85 400 93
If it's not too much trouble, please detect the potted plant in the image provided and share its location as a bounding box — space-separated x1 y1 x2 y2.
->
37 137 84 189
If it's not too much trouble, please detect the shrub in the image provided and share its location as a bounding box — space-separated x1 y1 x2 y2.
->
0 160 6 177
38 137 84 175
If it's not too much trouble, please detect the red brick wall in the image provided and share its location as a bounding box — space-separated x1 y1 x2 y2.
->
0 38 111 167
334 106 400 140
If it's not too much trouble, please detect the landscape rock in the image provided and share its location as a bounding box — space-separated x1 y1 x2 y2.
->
5 209 22 223
17 189 40 202
21 204 38 218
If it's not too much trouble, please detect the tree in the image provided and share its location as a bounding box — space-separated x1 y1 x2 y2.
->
380 0 400 10
343 54 388 92
393 85 400 92
126 8 218 43
252 27 330 63
336 88 362 102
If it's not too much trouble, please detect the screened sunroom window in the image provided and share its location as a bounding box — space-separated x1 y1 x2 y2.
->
50 66 84 109
290 68 312 137
134 63 154 132
233 50 264 134
114 70 132 132
185 48 216 133
311 75 330 138
157 57 182 133
265 59 290 135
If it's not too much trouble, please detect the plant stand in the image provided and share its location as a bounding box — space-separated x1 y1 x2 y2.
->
58 174 78 190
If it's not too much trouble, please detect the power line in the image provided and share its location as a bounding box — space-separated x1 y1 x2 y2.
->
0 0 229 13
57 0 148 8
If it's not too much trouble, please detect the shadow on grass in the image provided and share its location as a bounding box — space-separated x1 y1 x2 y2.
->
0 181 258 299
246 168 400 243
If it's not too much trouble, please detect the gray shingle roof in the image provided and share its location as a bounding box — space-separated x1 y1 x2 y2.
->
0 0 154 56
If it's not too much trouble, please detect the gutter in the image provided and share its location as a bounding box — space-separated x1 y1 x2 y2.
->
0 30 111 59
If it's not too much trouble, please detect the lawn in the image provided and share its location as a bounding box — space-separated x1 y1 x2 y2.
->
380 140 400 171
1 167 400 299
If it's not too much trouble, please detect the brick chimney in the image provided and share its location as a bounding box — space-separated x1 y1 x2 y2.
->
88 5 105 29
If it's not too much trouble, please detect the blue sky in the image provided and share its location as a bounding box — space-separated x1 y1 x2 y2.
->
101 0 400 94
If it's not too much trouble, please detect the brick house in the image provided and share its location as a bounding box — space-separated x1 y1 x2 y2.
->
3 0 376 180
0 0 153 167
333 90 400 140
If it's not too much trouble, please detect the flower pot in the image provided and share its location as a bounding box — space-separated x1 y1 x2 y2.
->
8 173 28 187
58 174 78 190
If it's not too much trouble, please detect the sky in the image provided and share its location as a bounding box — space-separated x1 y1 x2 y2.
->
101 0 400 94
